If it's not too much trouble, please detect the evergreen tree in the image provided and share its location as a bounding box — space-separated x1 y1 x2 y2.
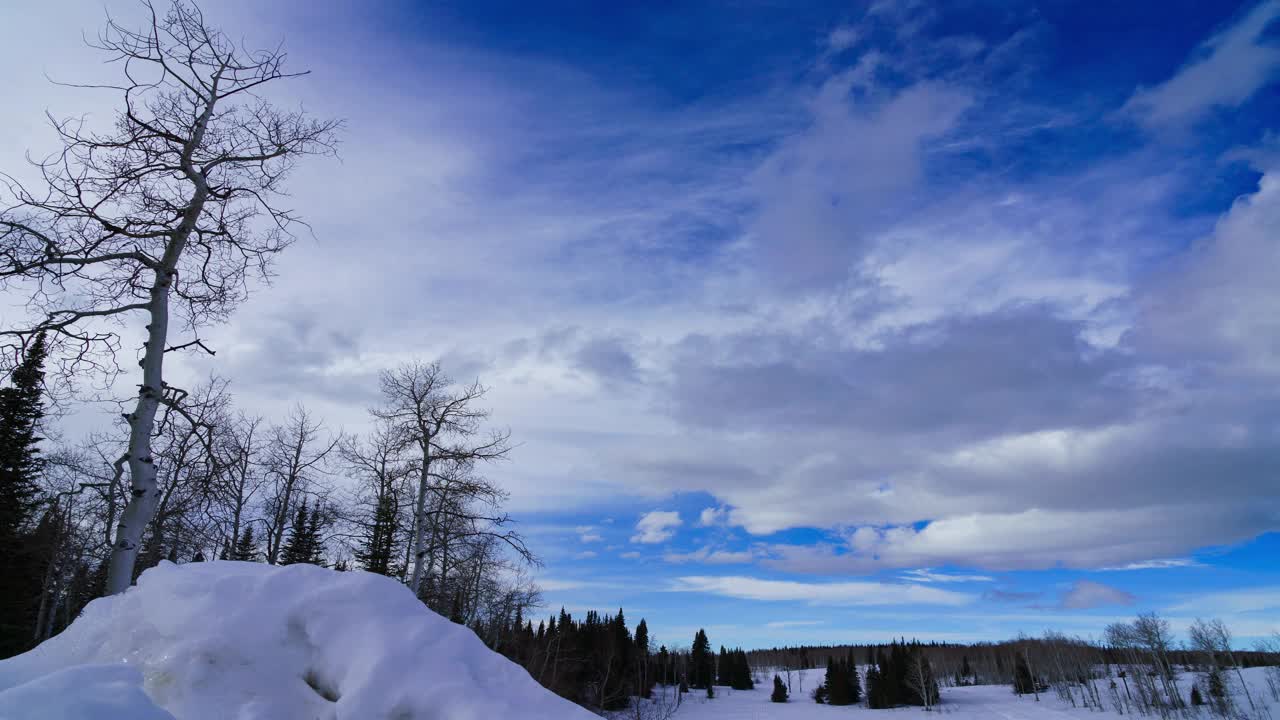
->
827 657 852 705
849 655 863 703
0 331 46 536
230 525 259 561
771 674 789 702
0 333 49 658
1013 652 1038 695
355 491 398 575
304 504 326 566
634 619 651 698
279 500 310 565
1191 685 1205 706
813 682 828 703
690 629 713 688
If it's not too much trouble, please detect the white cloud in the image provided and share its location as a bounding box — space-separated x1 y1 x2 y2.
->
574 550 598 560
901 569 994 583
698 506 729 527
575 526 604 543
1058 580 1136 610
1124 0 1280 128
631 511 682 544
765 620 826 629
1136 169 1280 377
670 575 973 606
663 546 755 564
826 26 860 52
538 578 590 592
620 551 641 559
1100 558 1203 571
763 503 1267 572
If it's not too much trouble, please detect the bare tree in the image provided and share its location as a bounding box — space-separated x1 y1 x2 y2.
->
371 361 514 596
0 1 338 593
1190 617 1256 716
340 421 413 577
211 411 265 558
262 406 337 565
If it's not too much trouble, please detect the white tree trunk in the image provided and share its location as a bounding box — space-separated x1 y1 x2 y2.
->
105 266 173 594
409 441 431 595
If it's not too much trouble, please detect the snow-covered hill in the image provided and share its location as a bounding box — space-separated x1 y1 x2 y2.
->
0 561 597 720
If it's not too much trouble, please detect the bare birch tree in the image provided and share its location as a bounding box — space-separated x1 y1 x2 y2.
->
371 361 514 596
0 1 339 594
262 405 337 565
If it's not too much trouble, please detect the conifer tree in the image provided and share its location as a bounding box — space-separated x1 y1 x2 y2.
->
304 504 326 566
0 333 49 657
827 657 852 705
634 618 652 698
279 500 310 565
772 674 789 702
0 331 47 537
849 655 863 703
355 491 399 575
690 629 713 688
1013 651 1038 696
231 525 259 561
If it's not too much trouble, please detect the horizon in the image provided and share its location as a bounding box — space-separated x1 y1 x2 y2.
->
2 0 1278 652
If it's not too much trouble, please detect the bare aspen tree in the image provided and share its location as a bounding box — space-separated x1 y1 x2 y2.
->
341 421 413 577
371 361 514 597
262 406 337 565
212 412 265 558
0 1 339 594
1191 617 1255 715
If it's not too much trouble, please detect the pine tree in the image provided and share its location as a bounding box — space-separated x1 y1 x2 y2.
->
1013 652 1037 695
0 331 46 536
634 618 652 698
304 504 326 566
827 657 852 705
231 525 259 561
1191 685 1205 706
355 491 398 575
280 500 315 566
772 674 789 702
690 629 713 688
849 656 863 703
0 333 49 658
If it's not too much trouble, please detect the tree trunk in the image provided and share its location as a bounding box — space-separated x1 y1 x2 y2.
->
409 439 431 594
105 267 172 594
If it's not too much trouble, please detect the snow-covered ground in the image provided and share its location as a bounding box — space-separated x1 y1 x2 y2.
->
663 667 1280 720
0 561 596 720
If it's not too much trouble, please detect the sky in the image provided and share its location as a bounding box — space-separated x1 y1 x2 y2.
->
2 0 1279 650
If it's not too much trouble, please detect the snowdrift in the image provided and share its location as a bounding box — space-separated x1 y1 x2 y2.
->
0 561 597 720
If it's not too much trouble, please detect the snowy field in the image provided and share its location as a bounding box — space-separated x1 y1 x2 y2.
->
655 667 1280 720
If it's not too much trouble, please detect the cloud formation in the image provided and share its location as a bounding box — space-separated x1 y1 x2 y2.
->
631 511 683 544
1058 580 1136 610
670 575 974 607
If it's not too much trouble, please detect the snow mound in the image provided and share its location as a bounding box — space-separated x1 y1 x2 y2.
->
0 561 596 720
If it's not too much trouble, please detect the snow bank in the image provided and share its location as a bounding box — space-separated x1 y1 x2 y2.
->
0 561 597 720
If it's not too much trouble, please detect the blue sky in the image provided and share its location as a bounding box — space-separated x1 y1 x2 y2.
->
3 0 1280 649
